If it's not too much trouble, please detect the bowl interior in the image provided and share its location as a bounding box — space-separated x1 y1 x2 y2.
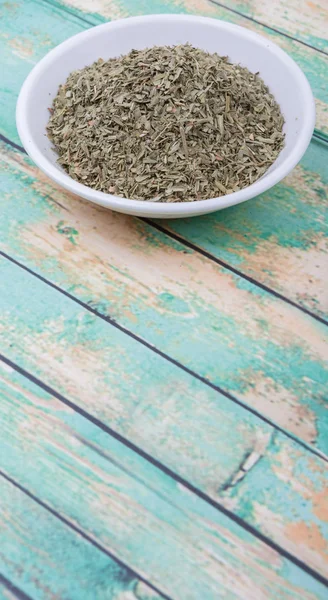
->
18 15 314 217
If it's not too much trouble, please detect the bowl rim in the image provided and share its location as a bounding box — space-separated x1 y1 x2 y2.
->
16 13 316 217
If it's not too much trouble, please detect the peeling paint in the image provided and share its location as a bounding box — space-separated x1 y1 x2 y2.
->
0 475 143 600
239 377 318 444
1 0 328 148
1 0 328 594
0 255 328 580
167 142 328 320
63 0 127 19
8 36 34 60
1 362 326 599
1 145 327 454
286 521 328 570
222 0 328 52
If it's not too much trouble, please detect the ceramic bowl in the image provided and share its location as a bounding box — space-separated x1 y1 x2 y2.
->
16 14 315 218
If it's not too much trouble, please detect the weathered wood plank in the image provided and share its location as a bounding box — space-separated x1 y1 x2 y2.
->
0 0 327 142
0 575 32 600
1 0 327 317
1 142 327 453
164 137 328 320
49 0 328 132
0 256 327 579
1 0 327 318
0 0 89 147
1 0 327 595
215 0 328 53
1 358 327 599
0 474 164 600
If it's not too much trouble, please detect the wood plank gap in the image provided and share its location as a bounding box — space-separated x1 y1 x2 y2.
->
313 131 328 144
1 352 328 590
0 471 172 600
41 0 97 27
313 129 328 144
208 0 328 56
0 575 34 600
1 251 327 465
1 131 327 328
0 134 25 155
143 219 328 327
40 0 328 58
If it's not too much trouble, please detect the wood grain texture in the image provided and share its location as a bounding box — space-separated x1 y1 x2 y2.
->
0 0 327 139
215 0 328 53
0 575 32 600
1 142 327 454
0 0 88 148
0 0 327 318
0 255 327 579
0 475 163 600
1 0 328 594
0 358 327 600
164 137 328 321
43 0 328 132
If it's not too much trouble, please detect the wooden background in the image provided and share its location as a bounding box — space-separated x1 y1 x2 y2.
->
0 0 327 598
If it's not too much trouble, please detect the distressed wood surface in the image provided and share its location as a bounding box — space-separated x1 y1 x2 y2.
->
0 0 327 319
46 0 328 132
1 358 327 600
0 576 32 600
0 0 328 143
0 474 163 600
1 142 327 452
164 137 328 321
1 0 328 597
0 255 328 580
218 0 328 53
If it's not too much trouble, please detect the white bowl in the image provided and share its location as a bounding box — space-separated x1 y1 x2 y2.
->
16 14 315 218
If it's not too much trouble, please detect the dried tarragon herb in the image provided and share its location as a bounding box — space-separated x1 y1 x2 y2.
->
47 44 285 202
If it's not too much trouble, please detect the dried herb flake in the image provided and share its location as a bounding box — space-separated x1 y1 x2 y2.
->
47 44 285 202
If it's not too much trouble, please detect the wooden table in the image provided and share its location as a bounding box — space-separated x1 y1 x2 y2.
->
1 0 327 598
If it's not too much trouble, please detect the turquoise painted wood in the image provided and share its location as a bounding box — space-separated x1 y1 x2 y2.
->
219 0 328 53
0 358 327 599
0 475 163 600
0 577 29 600
164 137 328 320
1 0 328 597
1 142 327 454
0 0 328 143
0 255 327 580
0 0 327 317
0 0 327 318
0 0 86 147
